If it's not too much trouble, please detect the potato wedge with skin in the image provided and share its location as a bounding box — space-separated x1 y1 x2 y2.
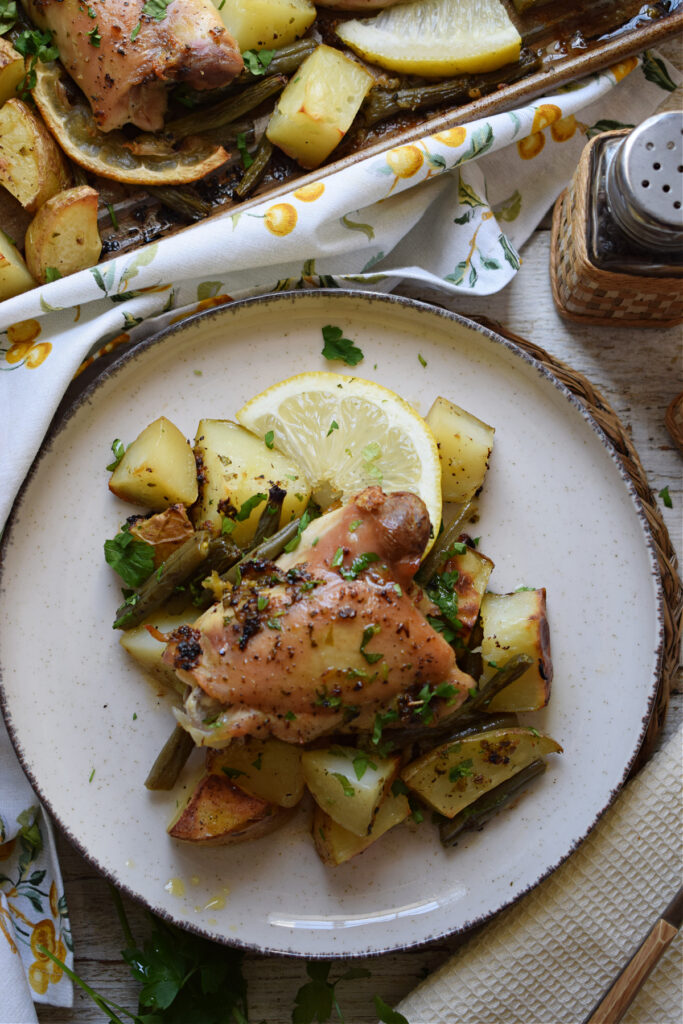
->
302 746 400 837
0 229 35 300
193 419 309 544
266 45 374 169
109 417 199 510
424 542 493 645
313 788 410 866
119 609 196 692
207 739 305 808
480 589 552 712
215 0 316 52
24 185 102 284
426 397 495 503
401 727 561 818
0 98 70 211
0 39 24 107
168 772 290 844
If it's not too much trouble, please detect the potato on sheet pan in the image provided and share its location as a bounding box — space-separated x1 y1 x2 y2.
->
24 185 102 284
0 98 70 211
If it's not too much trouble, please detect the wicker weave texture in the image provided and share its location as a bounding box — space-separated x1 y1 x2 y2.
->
550 132 683 328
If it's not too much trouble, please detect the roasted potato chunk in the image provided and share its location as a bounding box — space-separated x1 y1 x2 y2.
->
24 185 102 284
207 738 305 808
119 609 195 691
0 229 35 300
192 419 309 544
0 98 70 211
109 416 199 510
0 39 24 107
216 0 316 52
168 772 290 844
266 45 374 169
302 746 400 837
480 589 552 712
313 788 410 866
401 726 562 818
426 396 495 504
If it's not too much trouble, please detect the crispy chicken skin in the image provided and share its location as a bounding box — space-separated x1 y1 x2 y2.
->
165 488 473 745
25 0 243 131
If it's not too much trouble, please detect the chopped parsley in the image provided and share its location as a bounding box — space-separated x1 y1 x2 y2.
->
283 507 317 553
448 759 473 782
266 618 281 630
14 28 59 94
330 546 344 568
659 486 673 508
236 492 267 521
88 23 101 45
264 429 275 449
242 48 275 76
141 0 172 19
0 0 18 34
331 772 355 798
425 569 462 632
321 324 364 366
340 551 380 580
360 624 383 664
89 768 95 783
426 615 456 644
314 686 341 709
221 517 235 535
349 519 362 532
107 203 119 230
371 708 398 745
104 526 155 588
236 132 253 170
418 353 427 367
130 20 141 40
251 754 263 770
45 266 62 282
285 710 296 721
257 594 269 612
413 681 457 724
326 420 339 437
352 752 377 780
221 766 247 780
106 438 125 471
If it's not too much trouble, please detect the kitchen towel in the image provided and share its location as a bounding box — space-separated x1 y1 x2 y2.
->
396 722 683 1024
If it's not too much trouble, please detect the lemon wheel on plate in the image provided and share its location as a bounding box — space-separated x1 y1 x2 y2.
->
336 0 522 78
236 372 443 547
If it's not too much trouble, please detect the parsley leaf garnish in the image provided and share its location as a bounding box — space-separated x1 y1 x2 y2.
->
221 766 247 780
141 0 171 20
326 420 339 437
659 486 673 508
340 551 380 580
283 507 317 553
330 546 344 568
372 708 398 745
242 47 275 76
106 438 126 471
0 0 18 35
352 752 377 780
425 569 462 632
88 23 101 45
264 429 275 449
331 772 355 797
104 526 155 588
426 614 456 643
449 758 473 781
321 324 364 366
236 492 267 520
360 623 383 664
413 681 457 723
14 28 59 94
236 131 253 169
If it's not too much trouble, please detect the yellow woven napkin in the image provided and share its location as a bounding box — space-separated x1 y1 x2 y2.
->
396 723 683 1024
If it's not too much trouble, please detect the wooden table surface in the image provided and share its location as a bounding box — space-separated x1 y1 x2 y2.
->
28 37 683 1021
32 219 682 1024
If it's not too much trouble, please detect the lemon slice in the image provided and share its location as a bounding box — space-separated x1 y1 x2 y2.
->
32 63 228 186
236 372 442 544
336 0 521 78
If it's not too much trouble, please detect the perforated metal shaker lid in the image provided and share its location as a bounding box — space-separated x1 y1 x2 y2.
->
606 111 683 253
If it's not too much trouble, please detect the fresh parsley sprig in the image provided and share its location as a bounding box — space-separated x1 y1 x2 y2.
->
321 325 364 367
0 0 17 35
104 524 155 588
13 27 59 94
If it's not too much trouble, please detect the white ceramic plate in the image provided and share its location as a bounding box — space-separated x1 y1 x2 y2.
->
0 292 662 957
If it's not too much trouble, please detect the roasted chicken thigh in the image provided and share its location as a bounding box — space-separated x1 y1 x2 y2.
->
25 0 243 131
167 487 473 746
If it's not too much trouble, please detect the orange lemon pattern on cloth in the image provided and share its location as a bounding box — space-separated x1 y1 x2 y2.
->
2 319 51 369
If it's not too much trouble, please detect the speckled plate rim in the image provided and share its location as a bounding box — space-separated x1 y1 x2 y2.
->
0 290 665 958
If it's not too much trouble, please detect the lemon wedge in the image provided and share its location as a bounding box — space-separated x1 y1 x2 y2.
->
336 0 522 78
236 372 442 544
32 63 228 186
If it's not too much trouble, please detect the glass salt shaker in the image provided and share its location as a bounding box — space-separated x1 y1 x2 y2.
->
551 111 683 326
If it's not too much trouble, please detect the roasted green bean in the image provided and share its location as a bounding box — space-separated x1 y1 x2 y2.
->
415 501 473 585
234 135 274 199
167 76 287 139
113 531 211 629
224 518 301 585
438 758 547 846
238 39 317 82
145 725 195 790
